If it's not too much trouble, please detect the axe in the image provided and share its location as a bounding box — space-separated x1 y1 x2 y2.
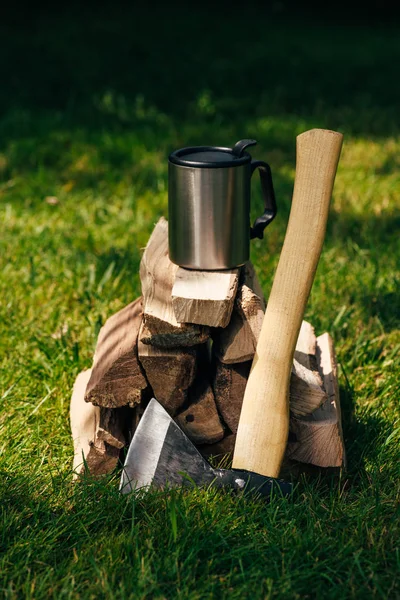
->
120 129 343 499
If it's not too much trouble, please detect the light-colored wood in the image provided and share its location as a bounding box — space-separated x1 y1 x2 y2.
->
140 218 209 348
286 333 346 467
172 267 240 328
212 262 265 364
137 324 197 416
232 129 343 478
316 332 346 467
70 369 125 479
213 309 256 364
85 298 148 408
294 320 318 371
290 320 326 416
290 358 327 417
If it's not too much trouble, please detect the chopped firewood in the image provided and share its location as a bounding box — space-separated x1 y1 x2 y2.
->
212 360 252 433
212 308 257 364
175 390 225 445
70 369 126 479
140 217 209 348
286 332 346 468
84 298 148 408
212 353 327 434
96 408 127 448
137 324 197 415
290 320 327 416
294 320 319 372
175 348 225 445
212 262 265 364
172 267 239 328
290 358 327 417
140 319 209 349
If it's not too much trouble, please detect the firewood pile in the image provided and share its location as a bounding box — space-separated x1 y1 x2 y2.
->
70 217 346 479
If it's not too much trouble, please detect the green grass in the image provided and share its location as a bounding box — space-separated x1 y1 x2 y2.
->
1 5 400 599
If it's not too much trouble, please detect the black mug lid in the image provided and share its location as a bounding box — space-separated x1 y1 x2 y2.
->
169 139 257 168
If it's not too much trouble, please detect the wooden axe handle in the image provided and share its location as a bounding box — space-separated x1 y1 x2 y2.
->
232 128 343 478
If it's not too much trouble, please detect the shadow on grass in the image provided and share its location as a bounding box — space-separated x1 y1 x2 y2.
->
337 382 398 487
1 3 400 140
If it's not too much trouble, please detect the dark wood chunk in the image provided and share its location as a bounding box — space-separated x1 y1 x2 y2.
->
85 298 148 408
212 359 252 433
138 328 197 416
70 369 126 478
199 433 236 462
175 346 225 445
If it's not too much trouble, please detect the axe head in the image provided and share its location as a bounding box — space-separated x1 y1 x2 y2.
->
120 399 292 500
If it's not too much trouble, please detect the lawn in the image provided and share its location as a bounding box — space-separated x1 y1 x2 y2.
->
1 4 399 599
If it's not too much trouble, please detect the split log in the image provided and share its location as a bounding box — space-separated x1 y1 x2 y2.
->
294 320 319 372
137 324 197 415
212 309 257 364
212 360 252 433
172 268 239 327
289 321 327 416
175 346 225 445
290 358 327 417
140 217 209 348
212 355 327 434
286 333 346 468
84 298 148 408
212 262 265 364
175 383 225 445
70 369 126 478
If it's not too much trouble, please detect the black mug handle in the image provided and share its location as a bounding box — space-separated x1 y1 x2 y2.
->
250 160 277 239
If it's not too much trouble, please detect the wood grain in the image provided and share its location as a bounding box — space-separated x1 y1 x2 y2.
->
172 267 239 327
286 333 346 467
140 218 209 347
138 324 197 415
84 298 148 408
70 369 126 478
175 345 225 444
232 129 343 478
212 262 265 364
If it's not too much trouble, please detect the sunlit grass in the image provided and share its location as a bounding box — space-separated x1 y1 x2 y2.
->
1 7 399 599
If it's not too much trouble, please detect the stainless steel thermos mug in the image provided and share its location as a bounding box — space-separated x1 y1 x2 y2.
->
168 139 277 270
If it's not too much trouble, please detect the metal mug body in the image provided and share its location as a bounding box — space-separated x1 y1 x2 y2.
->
168 162 251 270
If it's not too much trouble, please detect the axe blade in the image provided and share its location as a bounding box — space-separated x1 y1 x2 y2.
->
120 398 217 494
120 398 292 500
